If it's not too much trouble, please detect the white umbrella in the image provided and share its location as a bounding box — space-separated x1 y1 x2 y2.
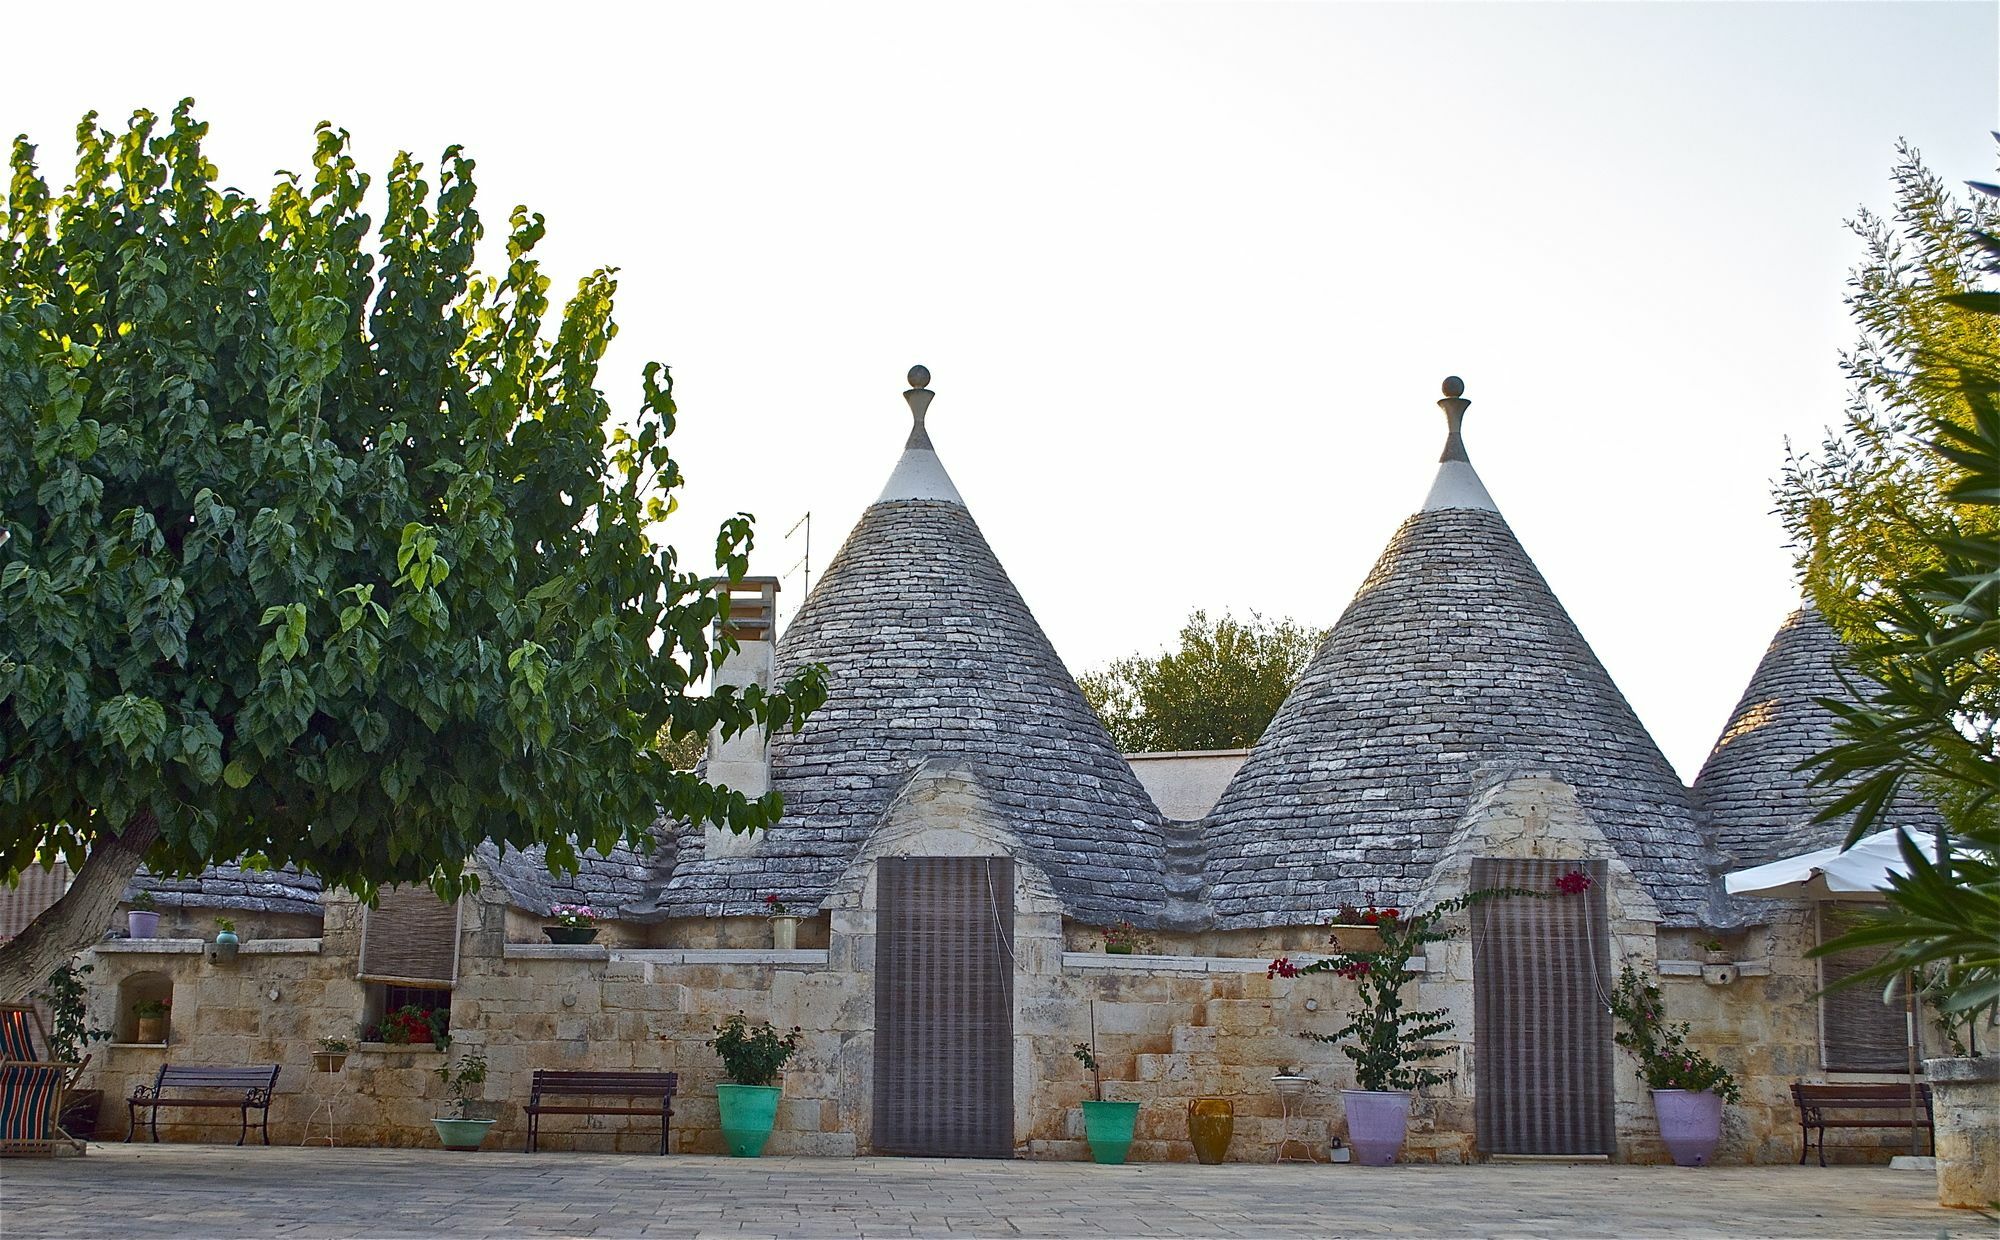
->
1724 828 1948 899
1725 827 1949 1158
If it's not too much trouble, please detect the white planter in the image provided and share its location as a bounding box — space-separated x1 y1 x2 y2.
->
771 915 799 951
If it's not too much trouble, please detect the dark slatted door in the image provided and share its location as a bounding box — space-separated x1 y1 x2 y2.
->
873 856 1014 1157
1472 858 1615 1156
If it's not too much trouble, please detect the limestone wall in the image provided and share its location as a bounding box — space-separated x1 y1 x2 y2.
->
67 769 1940 1163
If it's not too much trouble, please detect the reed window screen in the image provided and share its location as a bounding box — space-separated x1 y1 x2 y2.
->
358 886 461 987
1817 905 1910 1073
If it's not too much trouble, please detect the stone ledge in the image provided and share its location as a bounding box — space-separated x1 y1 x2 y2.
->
355 1042 445 1055
1658 959 1770 977
502 943 611 961
95 937 321 957
1061 952 1429 975
242 938 321 955
498 945 831 967
96 939 202 954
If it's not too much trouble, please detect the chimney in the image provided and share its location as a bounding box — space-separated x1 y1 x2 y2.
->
702 576 780 859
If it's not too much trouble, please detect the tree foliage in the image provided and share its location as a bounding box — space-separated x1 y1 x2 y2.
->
1078 609 1324 752
0 102 825 990
1779 142 2000 1023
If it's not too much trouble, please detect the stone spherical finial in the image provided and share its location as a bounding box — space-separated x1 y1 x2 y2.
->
908 365 931 390
1442 376 1465 399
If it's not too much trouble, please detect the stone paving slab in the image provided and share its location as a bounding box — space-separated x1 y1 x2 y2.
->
0 1144 1977 1239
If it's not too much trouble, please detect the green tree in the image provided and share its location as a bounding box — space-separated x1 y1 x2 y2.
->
0 103 825 997
1079 609 1323 752
1779 143 2000 1023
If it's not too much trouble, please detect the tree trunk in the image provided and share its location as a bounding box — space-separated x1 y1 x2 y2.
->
0 812 159 1002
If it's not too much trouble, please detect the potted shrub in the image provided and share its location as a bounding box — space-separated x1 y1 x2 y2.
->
431 1049 494 1150
544 903 599 945
708 1012 802 1157
1607 963 1741 1166
1102 921 1149 956
1072 1037 1140 1163
127 891 159 940
132 997 170 1045
314 1036 352 1074
763 894 800 950
1274 881 1559 1164
1696 937 1732 966
37 962 111 1138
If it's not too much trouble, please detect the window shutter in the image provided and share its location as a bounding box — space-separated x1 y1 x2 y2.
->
1817 905 1908 1072
358 887 461 986
0 864 71 942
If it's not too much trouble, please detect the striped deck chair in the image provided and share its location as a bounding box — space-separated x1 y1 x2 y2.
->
0 1004 81 1156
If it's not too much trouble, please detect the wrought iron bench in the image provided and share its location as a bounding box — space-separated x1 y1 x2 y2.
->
525 1069 678 1154
1790 1081 1933 1166
127 1063 281 1145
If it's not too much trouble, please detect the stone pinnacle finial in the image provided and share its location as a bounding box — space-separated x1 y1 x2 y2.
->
903 364 935 449
1436 375 1471 463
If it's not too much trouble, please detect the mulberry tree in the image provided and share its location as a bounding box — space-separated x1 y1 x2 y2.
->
0 102 824 996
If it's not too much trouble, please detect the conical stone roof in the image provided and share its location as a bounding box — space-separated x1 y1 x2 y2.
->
1202 379 1718 928
1694 605 1939 870
658 370 1168 923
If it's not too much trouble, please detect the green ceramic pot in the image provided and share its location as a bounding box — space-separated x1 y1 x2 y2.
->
1081 1100 1141 1164
432 1117 495 1151
716 1083 782 1157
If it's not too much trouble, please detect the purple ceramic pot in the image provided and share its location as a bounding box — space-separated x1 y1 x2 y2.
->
1652 1089 1723 1166
127 910 159 939
1341 1089 1411 1166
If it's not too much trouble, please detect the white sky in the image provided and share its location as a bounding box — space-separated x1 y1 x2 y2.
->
5 2 1995 780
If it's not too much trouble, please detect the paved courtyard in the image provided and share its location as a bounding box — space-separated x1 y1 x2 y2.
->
0 1144 1979 1238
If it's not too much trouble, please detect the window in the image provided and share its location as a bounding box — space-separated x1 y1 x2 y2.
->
361 982 451 1045
1817 905 1911 1073
357 886 459 1045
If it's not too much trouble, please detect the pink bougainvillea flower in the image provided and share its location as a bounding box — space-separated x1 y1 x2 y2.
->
1267 956 1301 979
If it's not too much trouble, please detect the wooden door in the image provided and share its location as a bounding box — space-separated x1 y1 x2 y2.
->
1471 857 1616 1156
872 856 1015 1157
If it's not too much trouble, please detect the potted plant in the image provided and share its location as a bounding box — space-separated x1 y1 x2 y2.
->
127 890 159 939
544 903 599 945
314 1035 352 1074
1073 1036 1140 1163
210 915 240 963
37 962 111 1138
377 1004 447 1046
431 1049 494 1150
1607 963 1741 1166
540 900 592 948
1696 937 1732 966
1102 921 1150 956
132 997 170 1045
1274 880 1555 1164
763 894 800 950
708 1012 802 1157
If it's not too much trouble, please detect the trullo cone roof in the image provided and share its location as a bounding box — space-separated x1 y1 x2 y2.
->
1693 605 1939 871
659 370 1168 922
1202 379 1718 928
